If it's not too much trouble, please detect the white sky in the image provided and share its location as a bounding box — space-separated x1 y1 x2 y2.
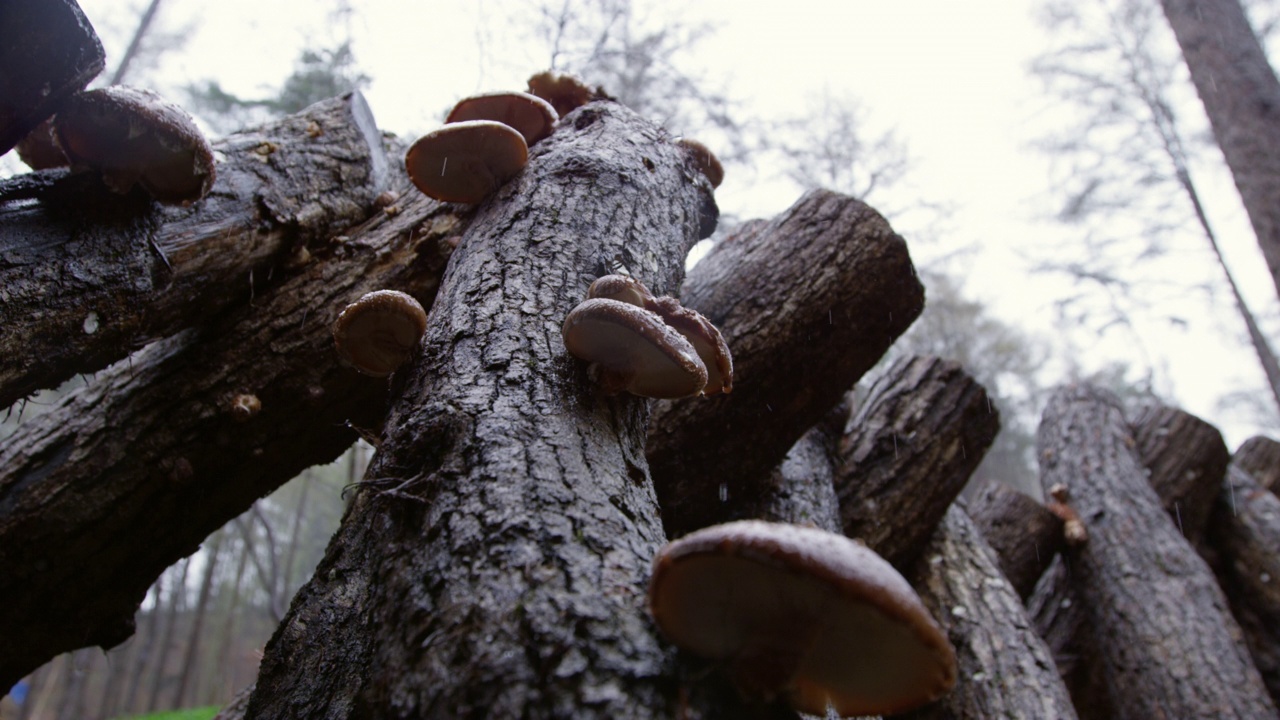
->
55 0 1280 445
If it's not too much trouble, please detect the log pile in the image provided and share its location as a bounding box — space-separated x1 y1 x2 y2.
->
5 6 1280 717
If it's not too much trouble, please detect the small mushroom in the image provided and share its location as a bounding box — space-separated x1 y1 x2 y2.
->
446 91 558 146
648 520 956 715
53 86 216 205
332 290 429 377
587 273 655 308
561 297 707 399
676 137 724 189
527 70 597 117
648 295 733 395
15 118 67 170
405 120 528 203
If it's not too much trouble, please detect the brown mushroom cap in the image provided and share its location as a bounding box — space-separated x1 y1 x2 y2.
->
648 296 733 395
526 70 596 117
332 290 429 377
649 520 956 716
587 274 655 309
53 86 216 205
676 137 724 189
405 120 528 203
562 297 707 399
446 91 558 146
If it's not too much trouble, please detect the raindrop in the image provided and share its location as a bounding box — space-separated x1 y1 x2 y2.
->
1261 572 1272 584
718 483 728 502
441 156 449 175
82 312 100 334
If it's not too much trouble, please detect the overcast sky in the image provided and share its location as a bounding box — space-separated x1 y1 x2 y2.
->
48 0 1280 444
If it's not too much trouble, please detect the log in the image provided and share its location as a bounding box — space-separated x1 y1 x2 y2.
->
245 102 766 718
739 397 850 531
967 479 1064 600
0 165 464 689
1129 403 1230 542
0 0 104 154
0 92 389 409
1035 384 1275 718
1234 435 1280 492
899 505 1079 720
833 355 999 569
1207 462 1280 703
646 190 924 538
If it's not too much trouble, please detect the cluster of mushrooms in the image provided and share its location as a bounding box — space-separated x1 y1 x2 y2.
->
15 85 216 206
562 273 732 399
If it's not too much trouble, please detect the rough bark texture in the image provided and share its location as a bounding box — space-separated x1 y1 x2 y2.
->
834 355 999 570
0 160 462 688
246 102 762 719
646 190 924 538
967 479 1065 600
1160 0 1280 300
0 92 388 409
1130 403 1230 543
1208 462 1280 703
1235 435 1280 492
899 505 1078 720
0 0 103 154
1026 558 1104 719
1036 384 1275 719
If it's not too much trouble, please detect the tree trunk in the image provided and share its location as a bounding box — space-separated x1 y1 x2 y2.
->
1129 402 1230 543
146 557 190 712
1035 384 1275 718
1207 461 1280 703
1234 435 1280 492
738 396 849 531
834 355 999 570
967 479 1065 600
1160 0 1280 301
121 576 166 714
0 92 388 409
899 505 1078 720
646 191 924 538
0 0 104 154
0 152 461 687
246 101 763 719
174 530 224 707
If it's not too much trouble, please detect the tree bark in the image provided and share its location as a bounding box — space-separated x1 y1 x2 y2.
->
1207 461 1280 703
1234 435 1280 492
834 355 999 570
0 0 104 154
246 102 761 719
647 191 925 538
1035 383 1275 718
1129 403 1230 543
1160 0 1280 301
0 154 462 688
967 479 1065 600
899 505 1079 720
0 92 389 409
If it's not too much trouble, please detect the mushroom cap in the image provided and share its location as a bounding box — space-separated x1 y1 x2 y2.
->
526 70 596 117
53 86 216 205
405 120 528 203
587 274 655 309
446 91 558 146
562 297 708 399
676 137 724 189
15 118 67 170
648 296 733 395
332 290 429 377
649 520 956 716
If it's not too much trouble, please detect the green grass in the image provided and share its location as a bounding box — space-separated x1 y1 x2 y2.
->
112 707 220 720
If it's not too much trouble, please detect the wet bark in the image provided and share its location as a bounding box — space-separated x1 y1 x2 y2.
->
1129 403 1230 543
246 102 761 719
1035 384 1275 719
646 190 924 538
0 160 462 688
967 479 1064 600
834 355 999 570
0 0 104 153
0 92 389 409
899 505 1078 720
1207 462 1280 703
1160 0 1280 302
1234 435 1280 492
